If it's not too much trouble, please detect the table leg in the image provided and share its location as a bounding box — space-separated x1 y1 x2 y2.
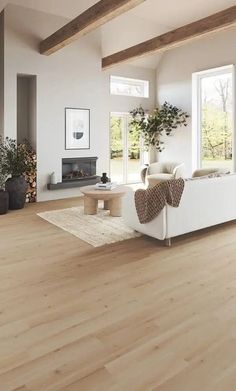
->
84 196 97 215
109 197 122 217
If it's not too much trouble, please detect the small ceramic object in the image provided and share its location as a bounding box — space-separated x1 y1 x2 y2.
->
101 173 109 184
50 172 57 185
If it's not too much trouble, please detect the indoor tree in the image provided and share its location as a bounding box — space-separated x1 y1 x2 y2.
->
130 101 189 152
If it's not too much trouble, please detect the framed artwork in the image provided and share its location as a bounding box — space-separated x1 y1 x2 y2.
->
65 108 90 150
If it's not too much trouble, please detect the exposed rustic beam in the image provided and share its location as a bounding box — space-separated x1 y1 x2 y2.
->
102 5 236 69
40 0 146 55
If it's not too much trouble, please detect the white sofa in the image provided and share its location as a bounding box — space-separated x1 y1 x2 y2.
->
122 175 236 246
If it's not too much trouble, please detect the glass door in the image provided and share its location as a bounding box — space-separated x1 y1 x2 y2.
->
110 113 125 184
110 112 143 184
127 118 142 183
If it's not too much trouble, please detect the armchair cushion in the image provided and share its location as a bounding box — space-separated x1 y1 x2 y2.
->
148 162 165 175
147 174 174 188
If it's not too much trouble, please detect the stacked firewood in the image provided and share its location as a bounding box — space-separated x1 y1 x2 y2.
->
25 150 37 203
25 173 37 202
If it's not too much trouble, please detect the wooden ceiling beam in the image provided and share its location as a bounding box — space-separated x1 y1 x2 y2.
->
102 5 236 69
40 0 146 55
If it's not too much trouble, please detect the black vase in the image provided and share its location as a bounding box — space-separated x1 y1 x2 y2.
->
5 176 28 210
101 173 109 184
0 190 9 215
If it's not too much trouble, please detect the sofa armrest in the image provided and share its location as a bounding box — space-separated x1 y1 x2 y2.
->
122 188 167 240
166 174 236 239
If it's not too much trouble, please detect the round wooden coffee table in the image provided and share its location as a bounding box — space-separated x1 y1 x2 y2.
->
80 185 128 217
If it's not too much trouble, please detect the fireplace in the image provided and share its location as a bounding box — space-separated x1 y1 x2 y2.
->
47 157 100 190
62 157 98 182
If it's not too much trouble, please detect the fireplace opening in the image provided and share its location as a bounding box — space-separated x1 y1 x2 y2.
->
47 157 100 190
62 157 98 182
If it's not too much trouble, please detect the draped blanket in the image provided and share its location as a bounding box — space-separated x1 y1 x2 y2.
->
135 178 185 224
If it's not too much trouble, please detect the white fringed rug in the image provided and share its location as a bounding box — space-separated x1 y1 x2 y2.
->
37 206 141 247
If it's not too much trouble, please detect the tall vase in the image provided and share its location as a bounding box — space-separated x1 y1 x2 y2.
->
5 176 28 210
148 145 157 164
0 190 9 215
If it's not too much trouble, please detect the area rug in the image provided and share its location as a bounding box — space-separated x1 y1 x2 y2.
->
37 206 141 247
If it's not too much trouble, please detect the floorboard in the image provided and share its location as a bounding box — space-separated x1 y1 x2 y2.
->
0 197 236 390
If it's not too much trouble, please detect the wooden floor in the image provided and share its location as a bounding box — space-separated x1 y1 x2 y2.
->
1 197 236 390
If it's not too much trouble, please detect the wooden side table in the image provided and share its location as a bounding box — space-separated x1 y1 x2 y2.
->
80 185 128 217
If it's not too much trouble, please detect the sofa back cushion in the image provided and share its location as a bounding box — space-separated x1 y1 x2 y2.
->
192 167 230 178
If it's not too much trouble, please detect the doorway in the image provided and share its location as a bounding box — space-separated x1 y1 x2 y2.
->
110 112 144 184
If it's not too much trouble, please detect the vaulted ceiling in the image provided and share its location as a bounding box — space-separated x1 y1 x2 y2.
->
0 0 235 68
1 0 235 24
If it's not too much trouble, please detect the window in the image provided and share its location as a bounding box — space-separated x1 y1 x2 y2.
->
110 76 149 98
110 112 147 184
192 65 234 172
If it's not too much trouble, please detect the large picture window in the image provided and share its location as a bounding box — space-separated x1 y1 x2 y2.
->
193 65 234 171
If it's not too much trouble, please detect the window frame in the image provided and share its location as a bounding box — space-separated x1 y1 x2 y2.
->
110 75 149 98
109 111 147 184
192 64 235 172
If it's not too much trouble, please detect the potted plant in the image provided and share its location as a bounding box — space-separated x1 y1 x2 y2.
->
0 137 35 210
0 163 9 215
130 101 189 153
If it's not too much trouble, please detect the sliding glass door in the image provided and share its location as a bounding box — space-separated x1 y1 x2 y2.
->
196 65 234 171
110 113 143 184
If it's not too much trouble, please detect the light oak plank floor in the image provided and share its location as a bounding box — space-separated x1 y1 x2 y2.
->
1 197 236 390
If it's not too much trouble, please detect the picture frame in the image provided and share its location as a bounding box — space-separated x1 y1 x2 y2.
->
65 108 90 150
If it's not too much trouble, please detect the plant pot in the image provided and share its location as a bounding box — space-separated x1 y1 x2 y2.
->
0 190 9 215
5 176 28 210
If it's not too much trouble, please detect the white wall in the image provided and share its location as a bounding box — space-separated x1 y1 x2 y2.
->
28 75 37 150
17 76 29 142
156 27 236 177
17 75 37 148
3 4 156 201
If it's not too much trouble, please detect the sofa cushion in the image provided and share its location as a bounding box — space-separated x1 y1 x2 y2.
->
192 167 230 178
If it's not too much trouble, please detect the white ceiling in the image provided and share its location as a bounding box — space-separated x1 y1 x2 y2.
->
0 0 235 68
0 0 235 25
0 0 235 29
132 0 236 28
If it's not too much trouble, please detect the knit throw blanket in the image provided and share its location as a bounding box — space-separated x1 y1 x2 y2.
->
135 178 185 224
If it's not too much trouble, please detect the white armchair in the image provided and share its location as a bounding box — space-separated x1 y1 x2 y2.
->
141 162 185 187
